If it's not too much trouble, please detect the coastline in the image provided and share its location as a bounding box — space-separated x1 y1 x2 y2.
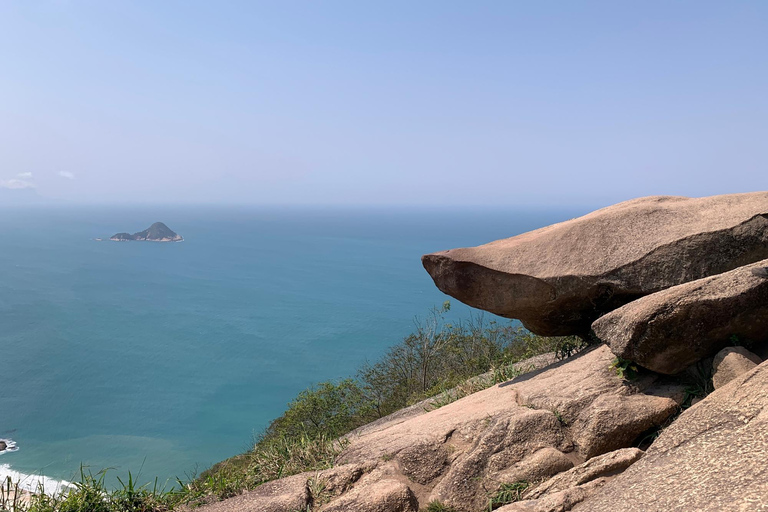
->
0 439 70 498
0 463 71 495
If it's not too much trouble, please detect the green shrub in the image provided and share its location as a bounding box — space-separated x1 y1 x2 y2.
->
264 380 372 441
424 501 459 512
610 357 639 379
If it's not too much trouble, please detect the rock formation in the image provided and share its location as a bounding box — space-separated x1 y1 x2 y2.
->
199 347 682 512
570 359 768 511
199 191 768 512
711 346 762 389
110 222 183 242
422 192 768 336
592 258 768 374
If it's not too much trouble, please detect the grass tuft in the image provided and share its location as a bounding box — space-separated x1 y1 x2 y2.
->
424 500 459 512
488 481 530 509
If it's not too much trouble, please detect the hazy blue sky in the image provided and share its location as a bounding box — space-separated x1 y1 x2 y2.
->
1 1 767 206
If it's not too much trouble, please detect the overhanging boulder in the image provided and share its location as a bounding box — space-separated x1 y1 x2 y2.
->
422 192 768 336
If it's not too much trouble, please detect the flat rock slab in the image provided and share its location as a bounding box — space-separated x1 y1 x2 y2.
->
593 258 768 374
573 359 768 512
422 192 768 335
194 473 310 512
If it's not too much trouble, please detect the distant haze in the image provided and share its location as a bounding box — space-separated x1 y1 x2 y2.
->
1 1 767 207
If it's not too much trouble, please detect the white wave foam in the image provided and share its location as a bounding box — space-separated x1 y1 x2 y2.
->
0 438 19 454
0 463 71 495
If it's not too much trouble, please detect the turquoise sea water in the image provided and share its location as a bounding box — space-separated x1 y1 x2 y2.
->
0 205 582 489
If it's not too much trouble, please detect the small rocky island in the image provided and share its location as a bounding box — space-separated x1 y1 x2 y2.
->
110 222 183 242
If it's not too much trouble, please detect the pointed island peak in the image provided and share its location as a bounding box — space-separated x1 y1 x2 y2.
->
110 222 183 242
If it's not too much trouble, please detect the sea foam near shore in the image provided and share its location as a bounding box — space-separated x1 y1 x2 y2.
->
0 438 18 454
1 440 70 494
0 463 71 494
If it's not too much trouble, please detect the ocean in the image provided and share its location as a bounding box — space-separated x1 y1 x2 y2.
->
0 205 583 490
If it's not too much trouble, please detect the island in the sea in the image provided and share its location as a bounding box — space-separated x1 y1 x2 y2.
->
110 222 183 242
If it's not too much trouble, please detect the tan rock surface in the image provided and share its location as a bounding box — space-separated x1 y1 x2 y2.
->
422 192 768 335
494 447 574 486
572 359 768 512
712 346 762 389
593 258 768 374
497 478 607 512
345 353 558 441
194 473 310 512
525 448 643 500
320 479 418 512
339 346 681 510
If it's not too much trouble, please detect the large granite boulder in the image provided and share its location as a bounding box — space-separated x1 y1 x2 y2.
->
422 192 768 335
593 258 768 374
572 359 768 512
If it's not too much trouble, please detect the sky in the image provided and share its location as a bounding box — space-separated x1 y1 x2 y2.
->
1 1 767 206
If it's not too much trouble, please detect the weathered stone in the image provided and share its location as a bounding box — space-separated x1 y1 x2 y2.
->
513 347 682 459
573 359 768 512
314 463 370 496
569 394 677 459
195 473 309 512
427 409 568 510
339 346 682 511
712 346 762 389
320 479 418 512
593 258 768 374
395 442 448 485
497 478 607 512
422 192 768 335
526 448 643 500
0 441 6 451
495 447 574 485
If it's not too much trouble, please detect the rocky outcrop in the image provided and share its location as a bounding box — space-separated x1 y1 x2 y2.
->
572 359 768 512
320 479 418 512
194 464 369 512
197 348 681 512
497 478 608 512
198 192 768 512
422 192 768 336
593 258 768 374
335 346 681 511
712 346 762 389
195 473 310 512
524 448 643 500
494 447 574 486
